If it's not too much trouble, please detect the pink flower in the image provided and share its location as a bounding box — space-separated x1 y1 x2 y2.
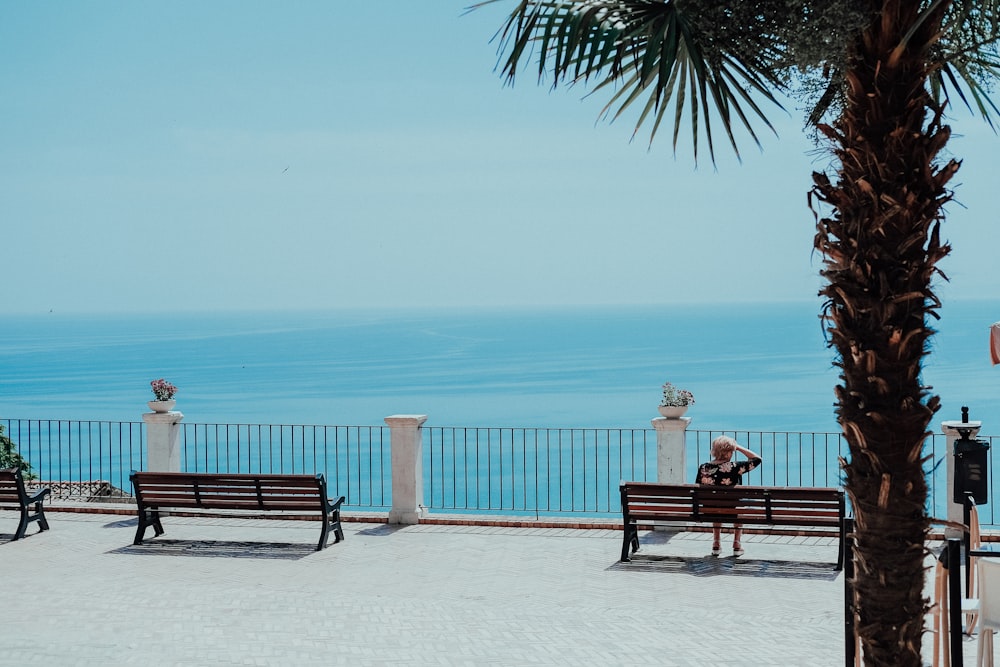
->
150 379 178 401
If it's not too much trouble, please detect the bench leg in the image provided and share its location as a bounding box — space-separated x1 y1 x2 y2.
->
14 505 29 540
133 514 147 545
332 510 344 543
34 502 50 532
13 501 50 540
134 509 164 545
317 511 345 551
621 524 638 562
317 519 330 551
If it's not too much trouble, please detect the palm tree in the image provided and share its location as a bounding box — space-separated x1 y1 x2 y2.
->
473 1 1000 664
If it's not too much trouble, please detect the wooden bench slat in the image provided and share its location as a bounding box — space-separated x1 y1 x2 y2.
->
150 500 325 511
139 485 322 496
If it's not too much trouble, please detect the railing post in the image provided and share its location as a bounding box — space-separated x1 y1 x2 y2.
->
942 417 982 539
386 414 428 524
651 416 690 483
142 409 184 472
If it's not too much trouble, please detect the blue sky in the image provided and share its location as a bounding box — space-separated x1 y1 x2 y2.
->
2 1 997 314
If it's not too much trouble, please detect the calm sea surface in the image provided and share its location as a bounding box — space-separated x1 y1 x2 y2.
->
3 300 998 434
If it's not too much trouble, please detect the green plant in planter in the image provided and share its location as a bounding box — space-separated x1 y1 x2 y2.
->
660 382 695 407
0 424 36 480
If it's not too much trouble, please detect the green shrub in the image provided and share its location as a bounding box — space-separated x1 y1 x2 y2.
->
0 425 36 480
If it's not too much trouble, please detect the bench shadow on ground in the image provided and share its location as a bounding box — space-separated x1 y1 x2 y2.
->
109 539 316 560
609 530 840 580
610 554 840 580
355 524 407 537
0 531 36 542
104 517 340 558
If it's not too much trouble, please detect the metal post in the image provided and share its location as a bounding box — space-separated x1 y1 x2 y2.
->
964 494 974 598
947 538 964 667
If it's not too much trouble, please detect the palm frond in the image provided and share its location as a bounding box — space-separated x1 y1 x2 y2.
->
934 59 1000 128
933 0 1000 126
473 0 786 164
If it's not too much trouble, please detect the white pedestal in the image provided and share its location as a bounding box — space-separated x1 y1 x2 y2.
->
142 410 184 472
386 414 428 524
651 416 691 484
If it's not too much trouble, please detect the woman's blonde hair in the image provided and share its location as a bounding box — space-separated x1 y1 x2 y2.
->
710 436 738 459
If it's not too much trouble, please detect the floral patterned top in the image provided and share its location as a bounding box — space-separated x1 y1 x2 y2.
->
697 457 762 486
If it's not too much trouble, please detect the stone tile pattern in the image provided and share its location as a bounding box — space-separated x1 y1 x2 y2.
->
0 509 988 666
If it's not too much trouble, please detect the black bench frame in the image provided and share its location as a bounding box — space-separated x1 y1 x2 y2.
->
620 481 847 570
130 471 345 551
0 467 51 541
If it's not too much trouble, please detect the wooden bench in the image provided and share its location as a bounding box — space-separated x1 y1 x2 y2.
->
0 467 51 540
129 471 345 551
620 482 847 569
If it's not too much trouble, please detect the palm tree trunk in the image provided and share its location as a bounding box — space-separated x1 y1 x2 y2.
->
811 1 958 664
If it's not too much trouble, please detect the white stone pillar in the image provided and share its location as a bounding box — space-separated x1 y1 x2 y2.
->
386 414 428 525
652 416 691 484
142 410 184 472
941 418 982 539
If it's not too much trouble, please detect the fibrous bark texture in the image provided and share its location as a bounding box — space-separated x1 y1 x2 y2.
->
811 1 957 664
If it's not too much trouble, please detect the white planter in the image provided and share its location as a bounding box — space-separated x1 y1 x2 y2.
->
658 405 688 419
148 400 176 413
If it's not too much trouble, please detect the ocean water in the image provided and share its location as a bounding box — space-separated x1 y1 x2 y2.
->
2 299 998 434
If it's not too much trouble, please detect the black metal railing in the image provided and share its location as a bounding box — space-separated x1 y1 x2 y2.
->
180 423 390 509
2 417 996 525
1 419 145 499
690 430 849 488
424 427 656 516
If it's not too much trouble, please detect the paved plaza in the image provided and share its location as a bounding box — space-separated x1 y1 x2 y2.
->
0 508 988 666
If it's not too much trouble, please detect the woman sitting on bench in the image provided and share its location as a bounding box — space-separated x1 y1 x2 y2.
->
697 436 762 557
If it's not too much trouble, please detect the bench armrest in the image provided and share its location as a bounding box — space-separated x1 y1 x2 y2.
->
25 487 51 504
